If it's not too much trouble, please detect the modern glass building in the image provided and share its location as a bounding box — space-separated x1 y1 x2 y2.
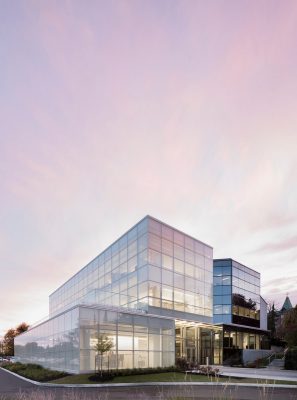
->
15 216 269 373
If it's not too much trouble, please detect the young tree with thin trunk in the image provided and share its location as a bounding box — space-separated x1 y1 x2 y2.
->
94 334 114 376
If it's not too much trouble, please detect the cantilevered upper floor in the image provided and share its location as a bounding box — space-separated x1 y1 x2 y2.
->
49 216 214 323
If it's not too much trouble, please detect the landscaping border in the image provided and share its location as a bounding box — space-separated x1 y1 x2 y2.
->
1 367 296 389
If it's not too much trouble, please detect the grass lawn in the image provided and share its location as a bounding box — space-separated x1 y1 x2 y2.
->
49 372 297 385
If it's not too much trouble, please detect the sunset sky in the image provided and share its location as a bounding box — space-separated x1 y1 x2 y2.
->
1 0 297 337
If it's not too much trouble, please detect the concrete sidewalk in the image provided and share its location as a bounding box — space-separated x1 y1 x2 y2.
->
219 366 297 382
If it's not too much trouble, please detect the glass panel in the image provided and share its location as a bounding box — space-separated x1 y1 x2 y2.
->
162 254 173 270
162 225 173 241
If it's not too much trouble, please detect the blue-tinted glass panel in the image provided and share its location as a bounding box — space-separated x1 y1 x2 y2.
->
222 266 231 275
222 295 231 305
214 305 222 314
222 286 231 295
214 286 223 295
214 260 231 267
222 276 231 285
213 267 223 276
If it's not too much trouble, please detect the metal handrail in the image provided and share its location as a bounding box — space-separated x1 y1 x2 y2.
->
282 347 288 361
267 352 276 364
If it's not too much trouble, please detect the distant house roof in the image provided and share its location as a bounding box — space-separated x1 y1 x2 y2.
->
281 296 293 312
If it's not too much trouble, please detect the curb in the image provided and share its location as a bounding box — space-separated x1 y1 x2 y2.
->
1 368 297 389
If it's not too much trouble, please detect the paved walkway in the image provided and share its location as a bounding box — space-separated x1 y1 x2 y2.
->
219 366 297 382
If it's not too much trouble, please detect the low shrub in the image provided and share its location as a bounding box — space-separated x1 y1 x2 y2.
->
88 366 178 381
3 362 68 382
89 371 115 382
195 366 220 377
114 366 178 376
175 357 188 371
285 347 297 370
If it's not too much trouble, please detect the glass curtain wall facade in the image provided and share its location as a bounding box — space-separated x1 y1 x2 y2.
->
213 260 232 324
79 306 175 372
50 216 213 322
15 216 217 373
15 305 175 373
231 261 260 327
223 327 267 350
213 259 260 328
15 307 80 373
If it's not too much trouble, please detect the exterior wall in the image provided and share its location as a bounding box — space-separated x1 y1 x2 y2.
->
213 259 232 324
50 216 213 323
222 326 270 365
260 297 268 330
15 305 175 373
213 259 260 328
223 328 264 350
15 307 80 373
79 306 175 372
49 218 149 317
242 349 273 365
231 260 260 327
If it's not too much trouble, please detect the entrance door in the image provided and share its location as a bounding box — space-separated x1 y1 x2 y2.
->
186 347 196 363
200 329 213 365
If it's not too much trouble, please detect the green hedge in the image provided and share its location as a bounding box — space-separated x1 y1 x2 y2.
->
89 366 179 381
285 347 297 370
111 366 178 376
3 362 68 382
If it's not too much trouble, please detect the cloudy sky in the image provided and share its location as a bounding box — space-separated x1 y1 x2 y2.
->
1 0 297 336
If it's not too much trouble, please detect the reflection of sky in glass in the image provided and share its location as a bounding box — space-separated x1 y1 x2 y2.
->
50 216 213 319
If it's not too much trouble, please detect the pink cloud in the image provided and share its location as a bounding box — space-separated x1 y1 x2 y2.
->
1 0 297 334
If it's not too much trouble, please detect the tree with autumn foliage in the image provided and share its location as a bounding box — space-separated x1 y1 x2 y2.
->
2 322 29 356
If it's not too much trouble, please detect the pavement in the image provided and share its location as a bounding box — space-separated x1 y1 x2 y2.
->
1 366 297 400
219 365 297 382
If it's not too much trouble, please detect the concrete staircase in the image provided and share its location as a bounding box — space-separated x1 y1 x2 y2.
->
267 358 284 370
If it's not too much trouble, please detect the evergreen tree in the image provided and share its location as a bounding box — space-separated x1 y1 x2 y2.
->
268 302 276 338
283 306 297 347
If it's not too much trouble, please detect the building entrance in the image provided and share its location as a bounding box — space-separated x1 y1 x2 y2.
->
175 321 222 366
